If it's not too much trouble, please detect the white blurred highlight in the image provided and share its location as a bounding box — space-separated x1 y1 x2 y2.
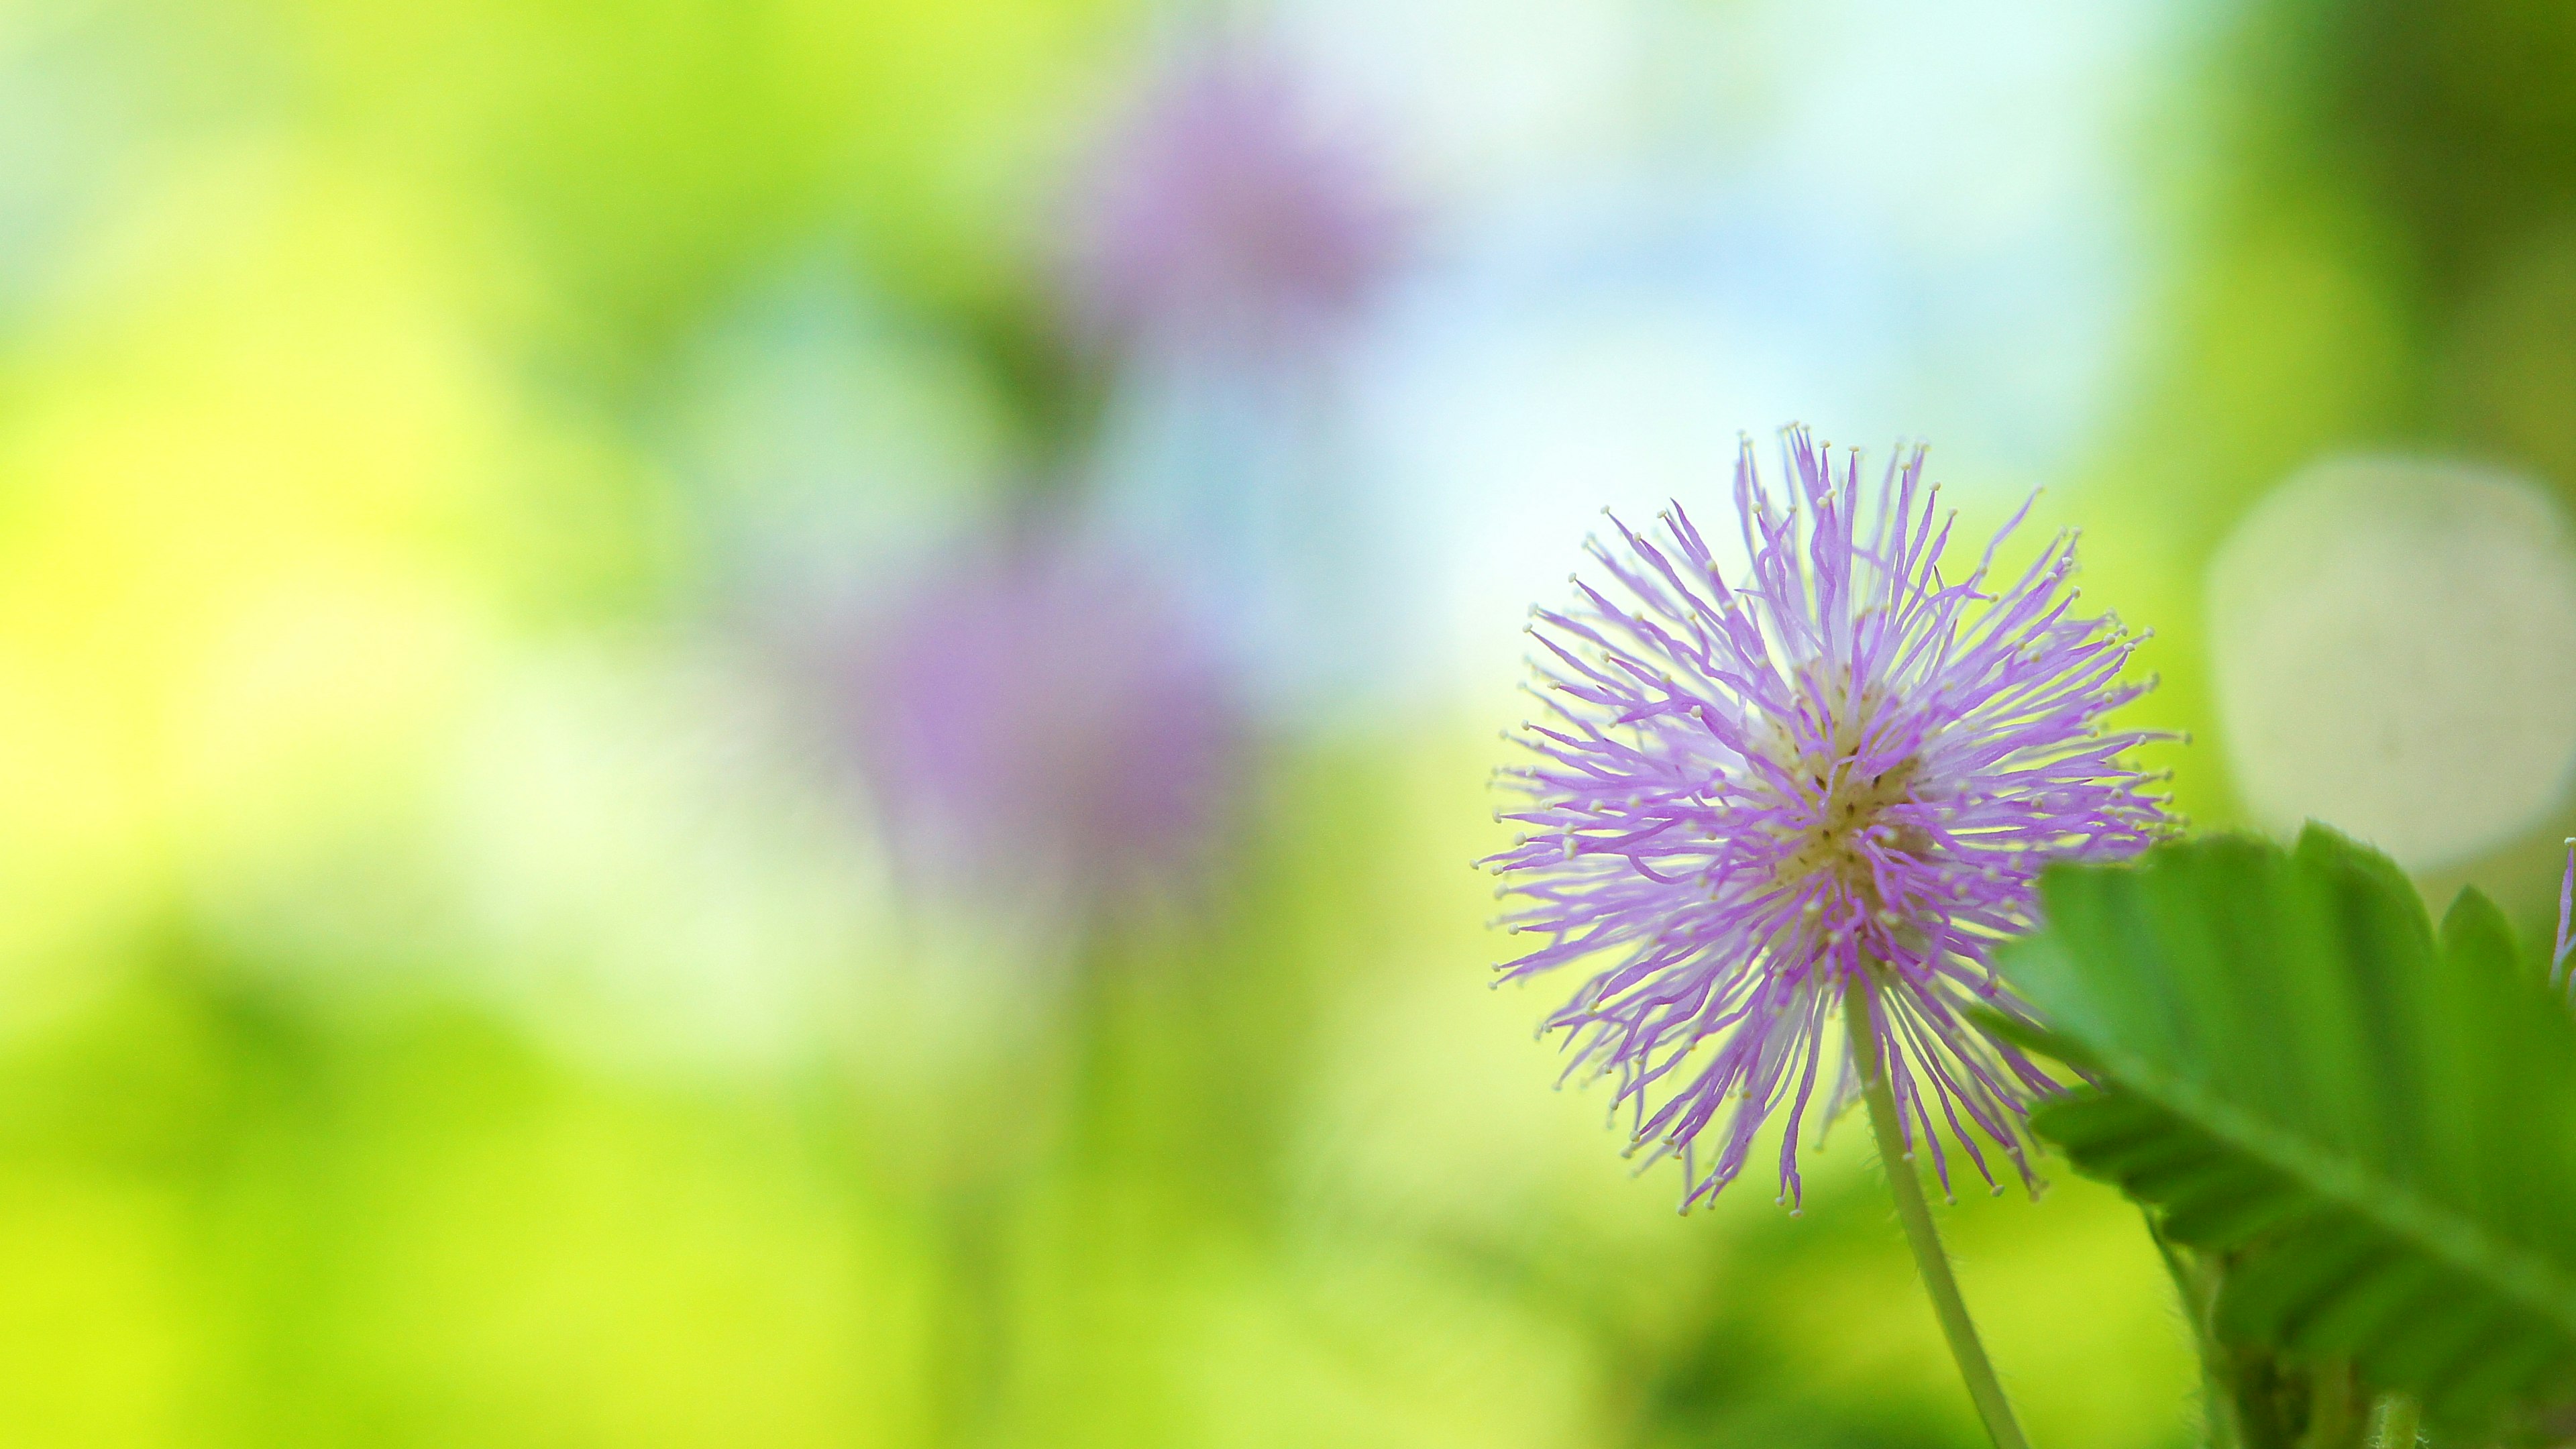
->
2207 455 2576 870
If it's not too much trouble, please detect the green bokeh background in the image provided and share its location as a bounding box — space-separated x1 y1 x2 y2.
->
1 0 2572 1444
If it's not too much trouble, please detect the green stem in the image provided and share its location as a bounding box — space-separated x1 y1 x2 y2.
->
1844 976 2034 1449
2145 1212 2241 1449
2371 1394 2418 1448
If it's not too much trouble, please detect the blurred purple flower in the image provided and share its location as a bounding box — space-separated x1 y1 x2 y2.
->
837 526 1245 913
1488 429 2169 1210
1067 28 1405 353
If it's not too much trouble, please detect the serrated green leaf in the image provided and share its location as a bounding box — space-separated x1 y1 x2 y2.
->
2002 824 2576 1428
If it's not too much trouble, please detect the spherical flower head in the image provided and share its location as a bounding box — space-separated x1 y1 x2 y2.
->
1065 28 1405 354
841 527 1245 916
1488 429 2170 1210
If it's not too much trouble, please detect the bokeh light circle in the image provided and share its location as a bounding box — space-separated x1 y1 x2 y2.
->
2206 455 2576 869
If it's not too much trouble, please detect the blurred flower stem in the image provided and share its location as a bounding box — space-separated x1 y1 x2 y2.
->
1844 972 2032 1449
916 926 1156 1447
930 1175 1012 1448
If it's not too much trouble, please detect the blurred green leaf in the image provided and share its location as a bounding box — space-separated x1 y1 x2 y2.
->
2000 825 2576 1429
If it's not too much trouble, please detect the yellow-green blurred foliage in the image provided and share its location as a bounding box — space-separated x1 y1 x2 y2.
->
0 0 2566 1444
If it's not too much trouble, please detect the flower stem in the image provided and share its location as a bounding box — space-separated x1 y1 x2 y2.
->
1844 976 2033 1449
2143 1212 2241 1449
2371 1394 2418 1448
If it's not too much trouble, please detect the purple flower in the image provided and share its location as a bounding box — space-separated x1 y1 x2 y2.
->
1488 429 2169 1210
836 526 1244 915
2555 841 2575 994
1066 28 1405 354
